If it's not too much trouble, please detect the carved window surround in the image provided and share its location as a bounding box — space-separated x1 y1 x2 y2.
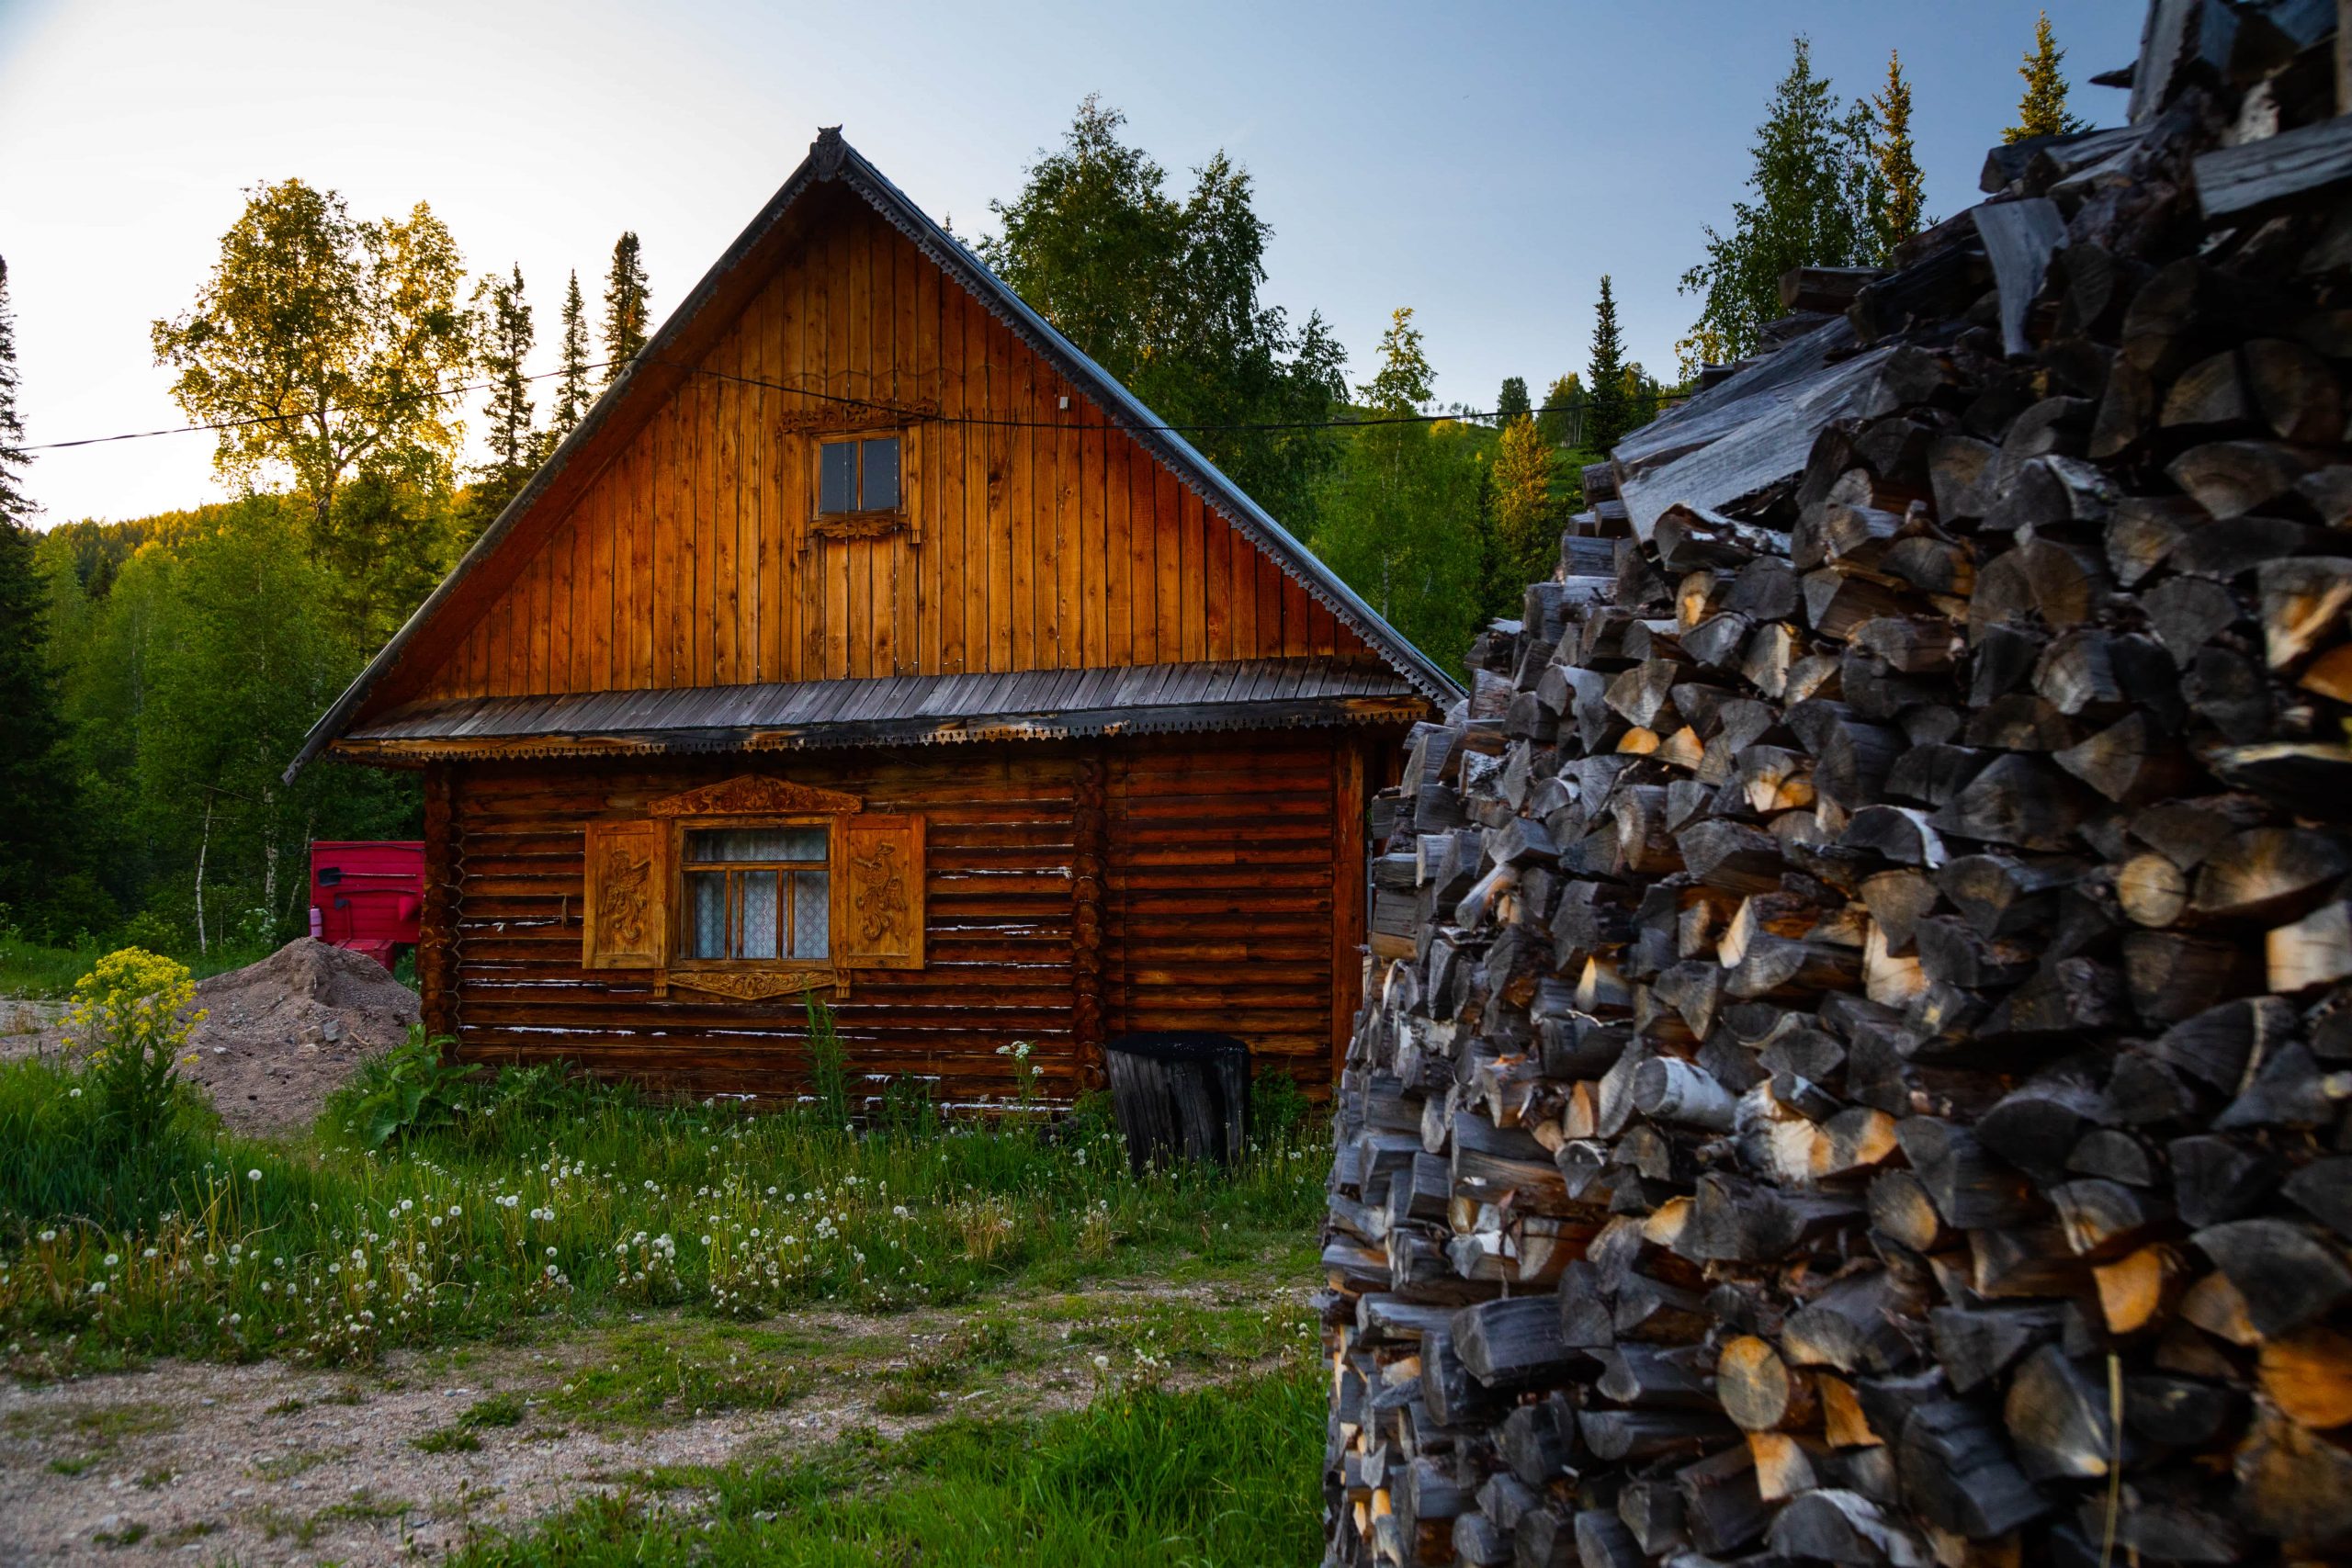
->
582 774 925 1002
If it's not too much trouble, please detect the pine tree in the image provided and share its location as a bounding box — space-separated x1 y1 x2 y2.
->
553 269 591 436
601 231 650 385
0 255 77 935
1494 377 1531 425
1679 37 1877 361
2005 12 2088 143
479 265 537 478
1587 276 1631 456
1870 51 1928 260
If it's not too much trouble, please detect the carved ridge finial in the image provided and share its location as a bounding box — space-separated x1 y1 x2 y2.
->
812 126 847 180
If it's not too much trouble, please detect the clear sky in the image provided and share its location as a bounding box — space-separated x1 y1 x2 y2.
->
1 0 2145 525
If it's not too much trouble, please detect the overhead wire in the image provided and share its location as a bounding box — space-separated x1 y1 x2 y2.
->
26 353 1674 454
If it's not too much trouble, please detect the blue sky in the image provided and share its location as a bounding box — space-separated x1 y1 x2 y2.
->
0 0 2146 524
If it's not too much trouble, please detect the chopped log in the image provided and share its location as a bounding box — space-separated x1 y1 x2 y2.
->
1451 1295 1589 1393
1717 1334 1819 1431
2194 111 2352 225
2192 1218 2352 1336
1766 1489 1930 1567
2167 439 2321 519
2004 1344 2133 1481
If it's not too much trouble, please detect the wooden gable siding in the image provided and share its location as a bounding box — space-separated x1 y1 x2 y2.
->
416 190 1365 705
442 732 1354 1101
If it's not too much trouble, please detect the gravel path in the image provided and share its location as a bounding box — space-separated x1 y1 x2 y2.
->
1 1280 1304 1565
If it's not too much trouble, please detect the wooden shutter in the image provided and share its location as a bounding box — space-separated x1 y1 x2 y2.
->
582 818 667 969
831 813 925 969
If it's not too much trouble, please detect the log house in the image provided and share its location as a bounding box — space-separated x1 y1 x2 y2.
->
288 129 1455 1103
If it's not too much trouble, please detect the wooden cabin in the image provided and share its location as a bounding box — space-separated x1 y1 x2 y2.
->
288 129 1455 1104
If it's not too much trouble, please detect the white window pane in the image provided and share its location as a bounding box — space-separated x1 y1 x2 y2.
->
690 873 727 958
791 871 830 959
740 871 780 959
861 436 900 511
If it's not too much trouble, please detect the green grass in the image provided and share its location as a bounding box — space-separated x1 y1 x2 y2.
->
412 1425 482 1454
0 933 274 1000
0 1053 1326 1374
449 1369 1322 1567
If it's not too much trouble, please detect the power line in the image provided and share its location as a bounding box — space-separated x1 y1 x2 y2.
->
26 354 1676 453
22 359 627 452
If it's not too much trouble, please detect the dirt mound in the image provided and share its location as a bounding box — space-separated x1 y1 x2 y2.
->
182 940 419 1136
5 939 420 1139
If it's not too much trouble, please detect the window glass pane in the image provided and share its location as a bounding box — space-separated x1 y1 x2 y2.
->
739 871 780 959
791 871 831 959
860 436 900 511
689 873 727 959
687 828 827 863
819 440 857 514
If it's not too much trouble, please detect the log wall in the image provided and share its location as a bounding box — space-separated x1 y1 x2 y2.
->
436 729 1377 1102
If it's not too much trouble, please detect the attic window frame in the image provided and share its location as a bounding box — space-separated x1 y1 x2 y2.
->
809 428 909 539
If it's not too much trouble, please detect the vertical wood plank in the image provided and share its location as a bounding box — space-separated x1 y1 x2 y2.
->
628 434 652 688
1126 440 1155 663
1078 401 1104 666
1256 549 1284 662
1005 320 1033 670
1180 491 1204 661
1103 424 1129 666
1280 573 1313 658
891 241 918 674
938 282 967 673
985 316 1011 672
1202 505 1230 661
1036 372 1063 667
711 347 739 686
1227 515 1255 660
669 394 693 689
1153 466 1181 661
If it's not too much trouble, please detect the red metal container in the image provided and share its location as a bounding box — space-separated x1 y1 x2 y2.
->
308 840 424 969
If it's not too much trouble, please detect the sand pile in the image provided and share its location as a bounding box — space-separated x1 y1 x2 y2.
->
10 939 421 1137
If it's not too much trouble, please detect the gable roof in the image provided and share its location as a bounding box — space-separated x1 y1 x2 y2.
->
287 128 1459 782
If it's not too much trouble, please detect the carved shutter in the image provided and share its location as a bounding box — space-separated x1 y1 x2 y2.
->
582 818 667 970
831 814 925 969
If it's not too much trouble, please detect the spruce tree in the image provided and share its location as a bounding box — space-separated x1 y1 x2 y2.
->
1494 376 1531 425
553 269 591 436
2005 12 2088 143
1587 276 1631 456
1870 51 1928 261
0 255 76 935
1679 37 1876 361
479 265 537 478
602 232 650 384
0 256 27 527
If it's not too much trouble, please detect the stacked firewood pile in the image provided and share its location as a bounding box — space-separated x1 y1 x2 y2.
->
1321 7 2352 1564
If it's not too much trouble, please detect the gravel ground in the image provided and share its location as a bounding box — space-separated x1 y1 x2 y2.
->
0 1280 1303 1565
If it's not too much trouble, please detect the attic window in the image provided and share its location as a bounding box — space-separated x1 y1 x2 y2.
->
817 434 900 516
